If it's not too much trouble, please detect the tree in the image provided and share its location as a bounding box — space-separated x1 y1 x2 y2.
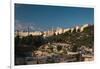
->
15 35 21 46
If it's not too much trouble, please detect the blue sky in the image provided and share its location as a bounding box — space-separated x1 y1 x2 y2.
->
15 4 94 31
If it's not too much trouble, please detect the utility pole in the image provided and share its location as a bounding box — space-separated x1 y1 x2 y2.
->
28 26 29 36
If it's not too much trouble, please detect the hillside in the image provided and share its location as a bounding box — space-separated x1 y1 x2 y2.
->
15 24 94 65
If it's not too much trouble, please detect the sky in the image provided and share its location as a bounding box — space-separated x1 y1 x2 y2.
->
15 4 94 32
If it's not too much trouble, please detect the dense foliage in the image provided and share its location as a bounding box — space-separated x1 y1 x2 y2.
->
47 25 94 52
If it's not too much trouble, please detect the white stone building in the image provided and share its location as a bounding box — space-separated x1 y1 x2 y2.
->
80 24 89 32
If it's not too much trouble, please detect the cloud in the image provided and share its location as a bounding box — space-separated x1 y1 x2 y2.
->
15 20 45 32
15 20 33 31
